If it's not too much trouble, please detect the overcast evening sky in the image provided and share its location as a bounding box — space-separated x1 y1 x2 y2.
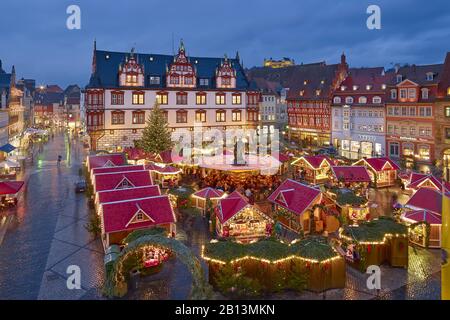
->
0 0 449 88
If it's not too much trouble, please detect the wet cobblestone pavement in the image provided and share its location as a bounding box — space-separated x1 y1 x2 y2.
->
0 132 442 300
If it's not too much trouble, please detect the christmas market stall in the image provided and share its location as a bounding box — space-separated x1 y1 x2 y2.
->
98 195 177 251
146 163 182 188
90 164 144 182
191 187 225 214
330 166 371 191
86 153 126 172
202 237 345 294
338 217 408 271
124 147 150 165
215 191 273 241
291 155 334 184
400 172 448 194
352 157 400 188
92 170 153 193
95 185 161 212
0 180 24 207
324 187 370 223
403 187 443 248
268 179 322 234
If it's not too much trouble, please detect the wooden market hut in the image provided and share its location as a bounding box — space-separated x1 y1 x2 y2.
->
268 179 322 234
86 153 126 172
403 187 443 248
202 237 346 293
0 180 24 206
338 217 409 271
401 172 448 194
146 164 182 188
352 157 400 188
324 187 369 223
215 191 274 240
291 155 334 184
330 166 371 190
191 187 225 214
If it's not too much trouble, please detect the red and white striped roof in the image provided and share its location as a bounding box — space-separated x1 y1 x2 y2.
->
331 166 371 183
402 210 441 225
87 153 126 171
97 185 161 205
193 187 225 199
268 179 322 216
93 170 153 192
101 195 176 233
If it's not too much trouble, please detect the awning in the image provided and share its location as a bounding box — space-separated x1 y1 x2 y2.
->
0 143 16 153
0 160 20 168
0 181 24 195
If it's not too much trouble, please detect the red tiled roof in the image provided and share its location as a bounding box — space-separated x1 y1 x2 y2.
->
101 195 175 233
92 165 144 176
0 181 24 195
268 179 322 216
331 166 371 183
193 187 225 199
405 188 442 214
217 191 249 224
93 170 153 192
294 155 333 169
355 157 400 171
97 185 161 204
87 153 126 170
403 210 441 225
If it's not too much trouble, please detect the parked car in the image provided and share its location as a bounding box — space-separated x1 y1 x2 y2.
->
75 180 87 193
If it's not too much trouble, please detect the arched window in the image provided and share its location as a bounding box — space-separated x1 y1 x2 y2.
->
358 96 367 104
345 96 354 104
333 96 341 104
372 96 382 104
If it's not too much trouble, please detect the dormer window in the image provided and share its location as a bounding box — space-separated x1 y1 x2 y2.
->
333 96 341 104
426 72 434 81
340 86 346 91
353 85 358 91
372 96 382 104
366 85 372 90
119 49 144 87
167 40 197 88
358 96 367 104
216 55 236 89
149 76 160 85
315 90 321 96
345 97 354 104
320 80 325 84
199 78 209 86
299 90 305 96
381 84 386 90
396 74 403 83
391 89 397 99
304 80 308 85
421 88 429 99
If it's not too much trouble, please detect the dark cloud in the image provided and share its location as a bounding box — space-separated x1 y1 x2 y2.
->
0 0 448 87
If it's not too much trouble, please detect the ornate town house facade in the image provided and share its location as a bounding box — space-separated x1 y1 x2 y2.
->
85 41 259 151
385 64 442 167
331 67 388 159
286 55 348 147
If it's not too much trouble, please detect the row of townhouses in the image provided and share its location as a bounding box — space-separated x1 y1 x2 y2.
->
83 42 450 180
0 60 35 154
250 53 450 180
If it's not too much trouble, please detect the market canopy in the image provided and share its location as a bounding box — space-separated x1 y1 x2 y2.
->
0 181 24 195
0 143 16 153
402 210 442 225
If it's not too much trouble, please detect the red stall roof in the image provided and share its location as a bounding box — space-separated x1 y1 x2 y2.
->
268 179 321 216
406 173 444 191
405 188 442 214
92 164 144 176
193 187 225 200
293 155 334 169
97 185 161 204
403 210 442 225
354 157 400 172
216 191 249 224
87 153 126 170
93 170 153 192
0 181 24 195
331 166 371 183
101 195 176 233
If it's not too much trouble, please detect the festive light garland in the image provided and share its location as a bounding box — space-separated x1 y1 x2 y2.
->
201 244 342 266
338 228 407 245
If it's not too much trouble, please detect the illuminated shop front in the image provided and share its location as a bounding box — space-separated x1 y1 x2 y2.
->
338 139 383 160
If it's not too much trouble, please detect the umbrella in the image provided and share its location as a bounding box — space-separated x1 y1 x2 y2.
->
0 160 20 168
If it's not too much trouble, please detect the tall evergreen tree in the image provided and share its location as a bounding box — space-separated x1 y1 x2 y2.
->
135 103 173 154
